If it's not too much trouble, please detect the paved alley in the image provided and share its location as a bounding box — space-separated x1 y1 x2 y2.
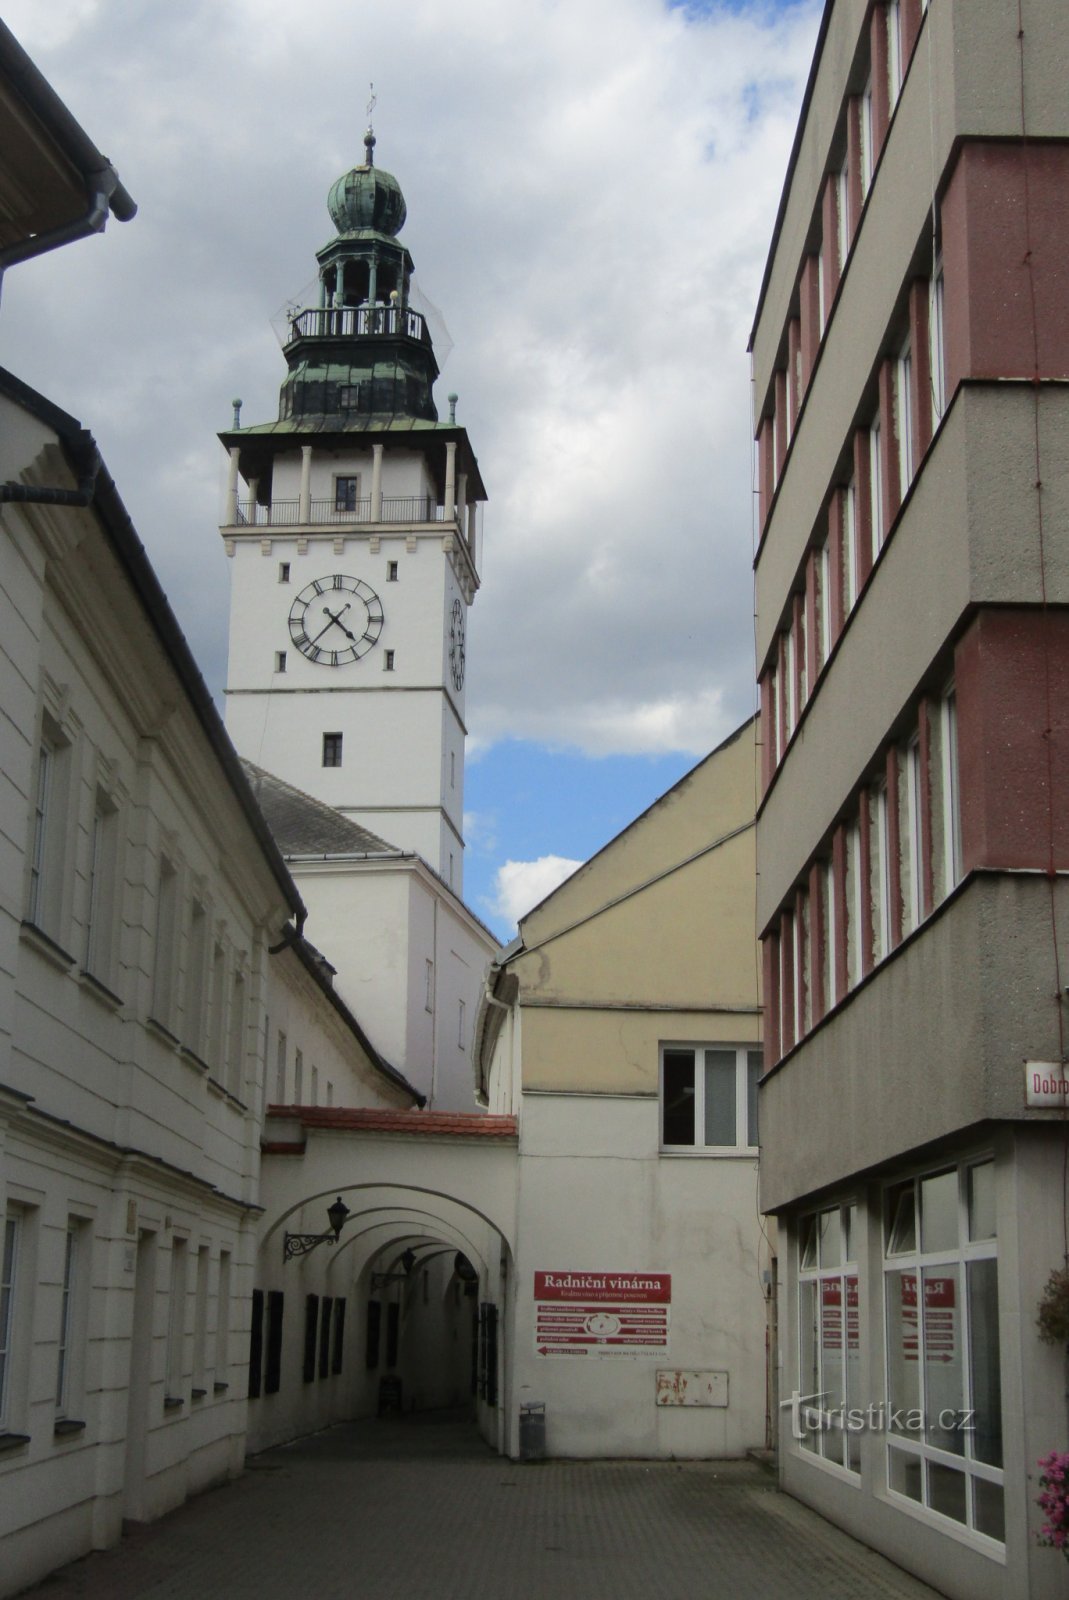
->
23 1410 947 1600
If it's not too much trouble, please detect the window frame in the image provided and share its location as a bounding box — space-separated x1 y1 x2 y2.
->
322 732 343 768
0 1214 19 1430
796 1199 862 1474
882 1158 1004 1546
659 1043 762 1154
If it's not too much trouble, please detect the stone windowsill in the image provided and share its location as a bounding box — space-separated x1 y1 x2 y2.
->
163 1395 184 1412
79 969 124 1011
0 1431 30 1454
54 1417 86 1438
20 921 75 973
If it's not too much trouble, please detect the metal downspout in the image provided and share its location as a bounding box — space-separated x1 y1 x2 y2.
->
0 179 116 308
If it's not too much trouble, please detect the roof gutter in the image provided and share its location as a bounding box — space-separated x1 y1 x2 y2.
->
0 19 136 302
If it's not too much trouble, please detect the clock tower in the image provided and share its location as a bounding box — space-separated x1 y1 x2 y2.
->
219 125 484 892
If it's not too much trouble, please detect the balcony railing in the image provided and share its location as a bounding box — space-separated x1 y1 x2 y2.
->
284 306 427 344
233 495 455 528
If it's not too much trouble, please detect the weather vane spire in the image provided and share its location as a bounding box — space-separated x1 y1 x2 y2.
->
364 83 377 167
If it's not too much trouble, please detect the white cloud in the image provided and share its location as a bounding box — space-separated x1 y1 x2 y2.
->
490 855 584 927
0 0 819 762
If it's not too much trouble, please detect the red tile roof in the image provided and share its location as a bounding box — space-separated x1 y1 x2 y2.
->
265 1106 517 1140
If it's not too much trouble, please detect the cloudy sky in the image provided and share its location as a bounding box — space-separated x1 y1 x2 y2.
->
1 0 819 938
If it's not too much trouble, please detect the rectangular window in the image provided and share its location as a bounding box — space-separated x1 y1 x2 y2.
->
184 900 209 1059
318 1296 333 1379
248 1288 264 1399
85 790 119 983
207 942 226 1075
942 687 963 892
846 820 863 988
275 1030 287 1103
660 1045 762 1151
334 476 360 513
823 858 838 1011
869 415 884 561
784 629 797 738
0 1216 18 1428
797 1202 861 1471
871 782 891 963
310 1064 319 1106
884 1161 1003 1543
383 649 395 671
817 250 826 338
303 1295 319 1383
387 561 398 581
905 737 923 933
897 343 913 496
425 958 434 1013
152 856 179 1030
264 1290 284 1394
55 1223 78 1414
888 0 903 105
226 970 245 1098
365 1300 382 1368
818 537 832 669
458 999 466 1050
216 1249 231 1384
843 480 858 611
930 260 946 421
27 741 53 927
193 1245 210 1393
860 79 874 197
294 1047 304 1104
332 1299 346 1376
28 723 71 938
274 650 287 673
166 1237 187 1401
322 732 343 768
278 562 290 583
836 154 850 268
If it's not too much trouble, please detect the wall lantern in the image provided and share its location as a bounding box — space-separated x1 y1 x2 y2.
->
283 1196 351 1262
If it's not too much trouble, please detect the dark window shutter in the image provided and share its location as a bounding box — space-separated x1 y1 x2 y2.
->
248 1289 264 1399
318 1296 333 1379
332 1299 346 1376
485 1303 498 1406
365 1300 381 1369
303 1295 319 1383
264 1291 284 1394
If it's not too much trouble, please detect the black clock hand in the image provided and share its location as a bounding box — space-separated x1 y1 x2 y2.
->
310 603 351 645
326 609 359 644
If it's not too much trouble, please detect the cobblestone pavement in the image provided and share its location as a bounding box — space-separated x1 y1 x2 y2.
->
25 1410 946 1600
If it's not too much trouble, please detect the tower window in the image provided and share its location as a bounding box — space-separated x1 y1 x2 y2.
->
275 651 287 673
278 562 290 583
335 476 360 513
322 733 343 768
383 650 395 671
387 561 398 581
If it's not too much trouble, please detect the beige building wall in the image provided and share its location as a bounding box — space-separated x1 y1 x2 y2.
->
479 722 771 1461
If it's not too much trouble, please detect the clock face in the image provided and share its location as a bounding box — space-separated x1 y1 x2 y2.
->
449 597 466 690
288 574 384 665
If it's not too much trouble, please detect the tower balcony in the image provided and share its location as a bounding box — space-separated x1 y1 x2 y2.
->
282 305 430 350
229 494 460 529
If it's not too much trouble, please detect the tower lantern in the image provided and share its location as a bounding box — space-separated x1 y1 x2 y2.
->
218 135 486 893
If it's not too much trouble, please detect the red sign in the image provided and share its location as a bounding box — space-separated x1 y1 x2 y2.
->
534 1272 671 1357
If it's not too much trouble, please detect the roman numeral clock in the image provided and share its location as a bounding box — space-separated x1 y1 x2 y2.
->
288 575 384 667
218 124 486 889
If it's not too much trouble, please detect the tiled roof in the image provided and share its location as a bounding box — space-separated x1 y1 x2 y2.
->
265 1106 517 1139
241 761 401 857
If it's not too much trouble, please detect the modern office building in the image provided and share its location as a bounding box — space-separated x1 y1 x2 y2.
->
751 3 1069 1596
